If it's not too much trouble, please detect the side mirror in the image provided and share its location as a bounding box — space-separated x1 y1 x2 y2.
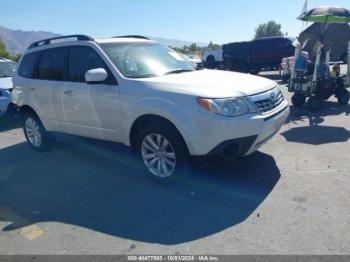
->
85 68 108 84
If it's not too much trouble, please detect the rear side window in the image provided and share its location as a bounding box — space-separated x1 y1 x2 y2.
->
37 47 67 81
17 52 40 79
69 46 116 84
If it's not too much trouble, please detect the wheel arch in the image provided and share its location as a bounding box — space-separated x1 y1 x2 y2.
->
129 114 189 153
206 55 215 62
19 105 38 117
18 105 51 130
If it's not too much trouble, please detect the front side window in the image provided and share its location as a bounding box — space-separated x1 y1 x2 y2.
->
100 42 195 78
37 47 67 81
274 40 292 50
69 46 115 84
0 61 16 78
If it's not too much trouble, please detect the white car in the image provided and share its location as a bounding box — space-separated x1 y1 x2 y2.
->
280 56 295 83
181 54 203 69
202 49 223 69
0 58 16 116
12 35 289 180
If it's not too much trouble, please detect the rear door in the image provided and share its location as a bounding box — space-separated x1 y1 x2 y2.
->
33 47 68 130
61 45 121 141
251 39 276 68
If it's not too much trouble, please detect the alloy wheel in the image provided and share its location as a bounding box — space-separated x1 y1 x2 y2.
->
25 117 42 147
141 133 176 178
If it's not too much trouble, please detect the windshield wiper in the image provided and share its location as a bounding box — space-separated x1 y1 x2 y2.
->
163 69 194 76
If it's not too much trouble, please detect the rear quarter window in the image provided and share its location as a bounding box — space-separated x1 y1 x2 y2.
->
17 52 41 79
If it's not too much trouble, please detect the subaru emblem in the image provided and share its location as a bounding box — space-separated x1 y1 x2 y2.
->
270 92 276 101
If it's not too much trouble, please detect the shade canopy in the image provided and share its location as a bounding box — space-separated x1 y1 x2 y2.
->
298 6 350 23
299 23 350 61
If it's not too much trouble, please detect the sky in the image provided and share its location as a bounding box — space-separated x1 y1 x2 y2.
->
1 0 349 44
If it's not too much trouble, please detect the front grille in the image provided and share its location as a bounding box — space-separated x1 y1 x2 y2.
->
254 91 284 114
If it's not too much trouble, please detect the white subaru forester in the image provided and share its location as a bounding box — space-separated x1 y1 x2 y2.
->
12 35 289 180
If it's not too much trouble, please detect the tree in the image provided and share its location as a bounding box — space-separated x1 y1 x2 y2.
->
208 41 221 50
0 38 21 61
254 21 284 39
169 43 205 54
170 46 184 53
12 53 22 62
189 43 199 52
0 39 10 58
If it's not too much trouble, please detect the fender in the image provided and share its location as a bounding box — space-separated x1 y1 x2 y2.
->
121 96 198 153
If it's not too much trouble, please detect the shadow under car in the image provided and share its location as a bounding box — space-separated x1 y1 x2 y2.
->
0 135 281 245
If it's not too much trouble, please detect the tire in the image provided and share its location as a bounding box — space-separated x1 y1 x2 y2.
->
291 94 306 107
135 120 190 182
206 56 216 69
337 90 350 105
231 61 249 73
307 97 322 111
23 112 55 151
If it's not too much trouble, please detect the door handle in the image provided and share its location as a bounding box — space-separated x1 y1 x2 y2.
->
64 90 76 96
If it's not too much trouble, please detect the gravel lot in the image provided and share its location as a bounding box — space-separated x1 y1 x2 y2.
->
0 73 349 255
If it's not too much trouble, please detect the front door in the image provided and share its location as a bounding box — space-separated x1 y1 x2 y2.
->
62 45 121 142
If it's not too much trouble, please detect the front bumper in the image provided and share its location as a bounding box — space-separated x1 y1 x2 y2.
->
245 106 289 155
181 102 290 157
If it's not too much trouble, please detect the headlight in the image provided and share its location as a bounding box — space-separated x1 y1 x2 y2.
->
197 97 253 117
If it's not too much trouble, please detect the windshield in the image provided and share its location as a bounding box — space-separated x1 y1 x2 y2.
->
0 61 16 78
101 42 195 78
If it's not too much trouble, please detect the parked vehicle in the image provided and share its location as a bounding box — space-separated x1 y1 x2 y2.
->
0 58 16 116
280 53 314 83
280 56 294 83
181 54 204 69
223 37 295 74
202 49 223 69
12 35 289 180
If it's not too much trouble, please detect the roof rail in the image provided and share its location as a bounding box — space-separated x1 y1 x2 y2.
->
28 35 94 49
113 35 150 40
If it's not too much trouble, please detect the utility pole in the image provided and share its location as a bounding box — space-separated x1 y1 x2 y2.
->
301 0 309 31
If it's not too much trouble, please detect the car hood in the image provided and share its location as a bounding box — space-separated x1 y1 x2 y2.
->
0 77 13 90
141 69 276 97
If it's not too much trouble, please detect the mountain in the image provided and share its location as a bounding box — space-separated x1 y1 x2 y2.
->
0 26 60 55
147 36 208 48
0 26 208 55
